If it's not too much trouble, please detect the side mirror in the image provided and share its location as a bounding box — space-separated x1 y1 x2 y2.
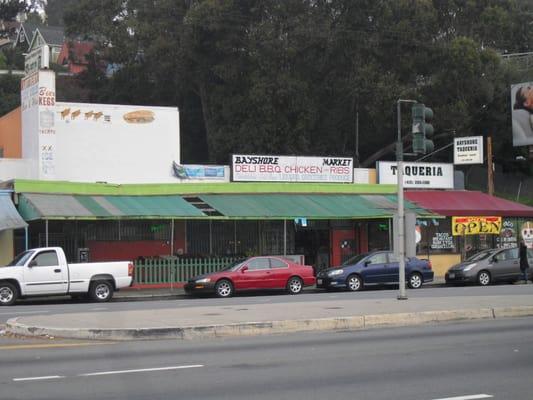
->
364 260 371 266
28 260 37 267
241 266 249 273
491 256 498 263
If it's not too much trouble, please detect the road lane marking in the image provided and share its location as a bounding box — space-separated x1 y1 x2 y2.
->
0 342 115 351
13 375 64 382
78 364 204 377
0 311 51 316
432 395 493 400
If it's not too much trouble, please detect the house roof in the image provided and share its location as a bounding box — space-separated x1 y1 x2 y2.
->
57 41 94 65
35 25 64 46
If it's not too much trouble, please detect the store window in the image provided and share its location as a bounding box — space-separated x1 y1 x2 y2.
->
418 218 458 255
367 221 390 251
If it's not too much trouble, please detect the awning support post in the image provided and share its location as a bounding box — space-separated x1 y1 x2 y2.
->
209 220 213 255
170 219 174 256
25 225 29 250
234 220 237 254
283 219 287 256
45 219 49 247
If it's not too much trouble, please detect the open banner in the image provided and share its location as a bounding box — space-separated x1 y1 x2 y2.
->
452 216 502 236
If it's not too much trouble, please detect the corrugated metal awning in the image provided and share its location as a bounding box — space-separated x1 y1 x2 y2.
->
199 194 434 219
0 194 27 231
18 193 206 220
405 190 533 217
17 193 436 220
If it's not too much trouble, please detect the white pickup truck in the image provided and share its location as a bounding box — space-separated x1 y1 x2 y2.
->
0 247 134 306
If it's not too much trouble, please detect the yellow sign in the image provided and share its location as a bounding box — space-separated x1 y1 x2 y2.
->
452 216 502 236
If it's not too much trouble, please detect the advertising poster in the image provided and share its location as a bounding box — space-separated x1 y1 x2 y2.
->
511 82 533 147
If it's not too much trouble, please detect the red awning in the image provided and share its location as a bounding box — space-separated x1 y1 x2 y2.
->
405 190 533 217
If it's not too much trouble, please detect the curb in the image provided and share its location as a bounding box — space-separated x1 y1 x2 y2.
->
6 306 533 341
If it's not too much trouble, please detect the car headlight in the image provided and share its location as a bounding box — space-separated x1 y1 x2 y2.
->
196 278 211 283
328 269 344 277
462 263 477 272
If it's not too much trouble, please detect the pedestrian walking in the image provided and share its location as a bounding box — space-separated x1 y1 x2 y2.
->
519 239 530 283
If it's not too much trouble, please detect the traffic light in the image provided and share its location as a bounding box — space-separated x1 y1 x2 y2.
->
411 103 434 155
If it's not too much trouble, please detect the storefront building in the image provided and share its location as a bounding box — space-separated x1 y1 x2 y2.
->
405 190 533 276
3 179 434 276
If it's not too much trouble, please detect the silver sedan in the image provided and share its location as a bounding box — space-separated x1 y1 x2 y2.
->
445 247 533 286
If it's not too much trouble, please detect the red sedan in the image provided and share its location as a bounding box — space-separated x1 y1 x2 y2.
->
184 256 316 297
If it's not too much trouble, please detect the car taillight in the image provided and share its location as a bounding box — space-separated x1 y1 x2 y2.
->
427 261 432 270
128 262 135 277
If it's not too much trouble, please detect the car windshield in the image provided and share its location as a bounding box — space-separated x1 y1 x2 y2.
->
466 250 495 262
342 253 368 266
5 250 34 266
219 259 247 272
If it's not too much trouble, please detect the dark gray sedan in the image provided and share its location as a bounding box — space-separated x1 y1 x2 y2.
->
445 247 533 286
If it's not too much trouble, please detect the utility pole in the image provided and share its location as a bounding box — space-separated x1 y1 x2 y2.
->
355 102 360 167
396 99 417 300
487 136 494 196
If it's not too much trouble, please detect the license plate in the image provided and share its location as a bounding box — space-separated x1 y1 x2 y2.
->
448 273 455 279
317 279 323 285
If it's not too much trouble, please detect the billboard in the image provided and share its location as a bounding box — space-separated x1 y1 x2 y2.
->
50 102 180 183
511 82 533 147
377 161 454 189
232 155 354 183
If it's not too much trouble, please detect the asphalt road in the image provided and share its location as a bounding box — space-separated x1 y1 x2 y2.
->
0 317 531 400
1 283 532 324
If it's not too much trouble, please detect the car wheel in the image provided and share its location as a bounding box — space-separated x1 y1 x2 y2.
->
408 272 423 289
346 274 363 292
89 280 114 302
477 270 491 286
0 282 18 306
215 279 234 298
286 276 303 295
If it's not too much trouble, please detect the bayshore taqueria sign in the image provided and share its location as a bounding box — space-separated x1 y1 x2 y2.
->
452 216 502 236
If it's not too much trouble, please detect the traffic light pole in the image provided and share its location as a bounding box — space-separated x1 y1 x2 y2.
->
396 99 417 300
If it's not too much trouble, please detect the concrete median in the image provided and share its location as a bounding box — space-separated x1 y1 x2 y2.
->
6 302 533 341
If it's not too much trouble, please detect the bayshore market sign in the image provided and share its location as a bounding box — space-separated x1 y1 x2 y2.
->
377 161 454 189
232 155 354 183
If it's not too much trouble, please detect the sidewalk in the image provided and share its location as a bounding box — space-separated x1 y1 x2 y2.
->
7 284 533 341
115 277 447 301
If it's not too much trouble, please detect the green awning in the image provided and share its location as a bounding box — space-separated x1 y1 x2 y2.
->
199 194 434 219
17 193 436 221
0 194 27 231
18 193 206 221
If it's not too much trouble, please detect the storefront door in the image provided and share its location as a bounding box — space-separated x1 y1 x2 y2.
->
330 229 356 267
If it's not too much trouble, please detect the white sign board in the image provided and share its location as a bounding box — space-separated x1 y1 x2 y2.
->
454 136 483 164
24 45 50 76
377 161 454 189
52 102 180 183
232 155 353 183
19 71 182 183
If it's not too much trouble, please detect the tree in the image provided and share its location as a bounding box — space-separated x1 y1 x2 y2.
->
60 0 533 168
44 0 78 26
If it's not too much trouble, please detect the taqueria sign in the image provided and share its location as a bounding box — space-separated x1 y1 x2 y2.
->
452 216 502 236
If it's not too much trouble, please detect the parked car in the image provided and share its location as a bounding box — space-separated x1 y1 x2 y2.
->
184 256 315 297
0 247 134 306
445 247 533 286
316 251 434 291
